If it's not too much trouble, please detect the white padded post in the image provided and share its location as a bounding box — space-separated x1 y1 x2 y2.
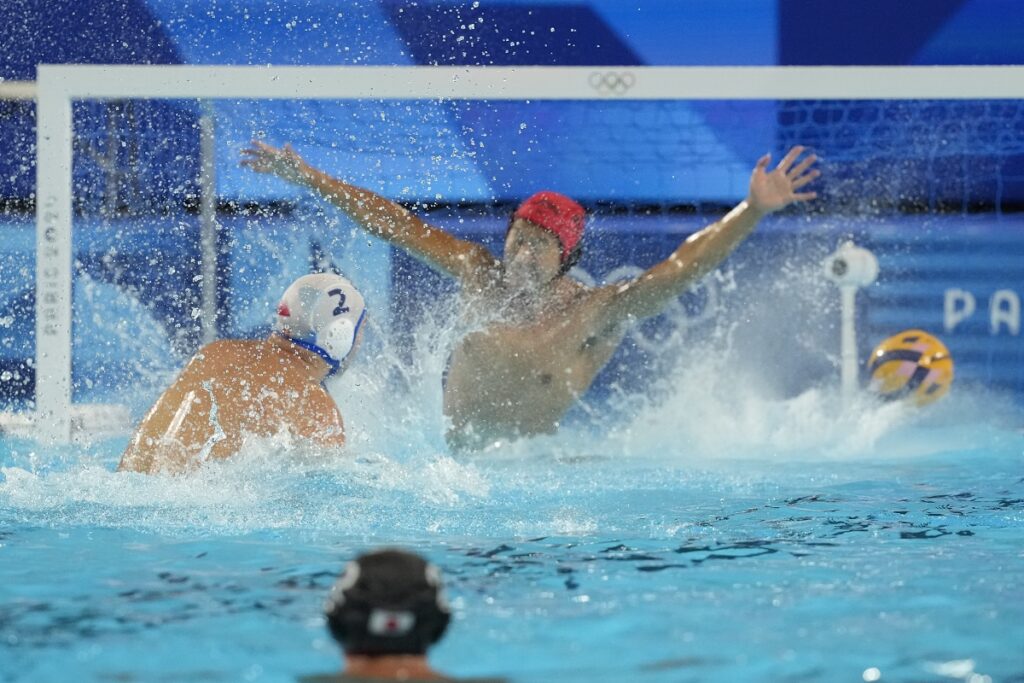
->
35 67 74 443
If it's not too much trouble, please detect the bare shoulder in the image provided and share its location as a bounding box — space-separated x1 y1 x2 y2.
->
305 381 339 405
291 384 346 446
184 339 268 373
548 273 595 305
460 257 506 299
568 278 618 312
565 281 634 342
199 338 262 357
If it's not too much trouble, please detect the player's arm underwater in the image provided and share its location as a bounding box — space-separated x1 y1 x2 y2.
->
599 146 820 322
240 141 499 286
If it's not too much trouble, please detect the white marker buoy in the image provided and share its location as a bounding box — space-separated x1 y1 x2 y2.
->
823 241 879 401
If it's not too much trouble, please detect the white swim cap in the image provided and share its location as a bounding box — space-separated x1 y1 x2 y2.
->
275 273 366 373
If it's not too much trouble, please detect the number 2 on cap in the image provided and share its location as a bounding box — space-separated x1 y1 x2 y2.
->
328 288 350 316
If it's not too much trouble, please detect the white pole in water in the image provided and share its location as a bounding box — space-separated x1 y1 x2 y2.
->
838 285 859 398
198 101 218 345
824 241 879 401
35 69 75 443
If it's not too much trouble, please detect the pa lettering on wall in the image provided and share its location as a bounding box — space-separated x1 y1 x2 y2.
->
945 289 1021 335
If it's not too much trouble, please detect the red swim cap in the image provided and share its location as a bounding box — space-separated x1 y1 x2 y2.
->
512 191 586 262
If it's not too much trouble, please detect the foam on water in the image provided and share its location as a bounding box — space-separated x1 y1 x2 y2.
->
2 251 1022 541
2 302 1021 683
2 367 1019 541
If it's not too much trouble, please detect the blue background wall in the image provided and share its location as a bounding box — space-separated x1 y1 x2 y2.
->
0 1 1022 409
3 0 1023 204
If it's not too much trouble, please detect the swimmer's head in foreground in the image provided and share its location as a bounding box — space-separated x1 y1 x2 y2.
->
321 548 451 683
867 329 954 406
275 273 366 377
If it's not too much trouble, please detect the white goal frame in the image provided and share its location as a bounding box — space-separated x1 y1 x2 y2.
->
16 64 1024 442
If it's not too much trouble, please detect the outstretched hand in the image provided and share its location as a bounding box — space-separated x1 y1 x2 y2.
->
240 140 307 184
747 145 820 214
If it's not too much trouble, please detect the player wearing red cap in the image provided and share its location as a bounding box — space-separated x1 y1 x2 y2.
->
242 142 819 450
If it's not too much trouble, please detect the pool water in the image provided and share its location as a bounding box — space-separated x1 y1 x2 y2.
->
2 366 1022 683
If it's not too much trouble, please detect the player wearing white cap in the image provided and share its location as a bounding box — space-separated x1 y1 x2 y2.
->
118 273 366 475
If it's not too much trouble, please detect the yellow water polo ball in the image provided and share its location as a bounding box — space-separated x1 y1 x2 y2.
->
866 329 954 406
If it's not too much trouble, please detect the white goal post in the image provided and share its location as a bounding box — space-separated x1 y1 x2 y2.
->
16 64 1024 443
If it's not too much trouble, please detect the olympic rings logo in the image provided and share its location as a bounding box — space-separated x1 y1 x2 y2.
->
587 71 636 96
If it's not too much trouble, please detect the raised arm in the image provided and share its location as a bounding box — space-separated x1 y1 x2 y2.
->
601 146 820 322
241 141 499 286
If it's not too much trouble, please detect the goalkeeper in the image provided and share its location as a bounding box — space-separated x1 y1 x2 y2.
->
242 142 819 451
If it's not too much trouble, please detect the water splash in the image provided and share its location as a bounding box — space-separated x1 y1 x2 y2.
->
4 240 1021 537
73 271 182 409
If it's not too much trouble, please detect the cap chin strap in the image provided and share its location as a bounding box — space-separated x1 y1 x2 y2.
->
285 335 342 376
282 309 366 379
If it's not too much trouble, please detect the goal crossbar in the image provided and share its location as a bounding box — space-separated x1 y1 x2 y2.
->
35 65 1024 100
28 64 1024 443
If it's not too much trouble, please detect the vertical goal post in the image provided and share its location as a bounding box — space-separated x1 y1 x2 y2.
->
20 64 1024 443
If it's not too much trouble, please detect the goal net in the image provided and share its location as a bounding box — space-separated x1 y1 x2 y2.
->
1 65 1022 442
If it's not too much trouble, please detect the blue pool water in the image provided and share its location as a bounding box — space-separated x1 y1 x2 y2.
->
2 347 1022 682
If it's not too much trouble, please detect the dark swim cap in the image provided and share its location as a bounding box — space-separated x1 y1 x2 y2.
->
324 549 451 656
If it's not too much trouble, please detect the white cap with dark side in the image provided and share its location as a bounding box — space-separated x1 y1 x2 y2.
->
275 273 366 375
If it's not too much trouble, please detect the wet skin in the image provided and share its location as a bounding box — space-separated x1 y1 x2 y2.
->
241 142 820 451
118 335 344 475
443 222 627 449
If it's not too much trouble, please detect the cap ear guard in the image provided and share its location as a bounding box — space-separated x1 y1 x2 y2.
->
421 562 451 646
559 241 583 275
318 317 356 365
324 555 451 656
279 275 366 376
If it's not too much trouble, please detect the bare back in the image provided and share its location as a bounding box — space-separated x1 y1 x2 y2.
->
118 338 345 474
